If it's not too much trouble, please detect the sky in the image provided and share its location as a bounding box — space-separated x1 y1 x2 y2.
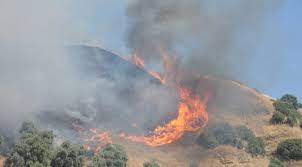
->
68 0 302 100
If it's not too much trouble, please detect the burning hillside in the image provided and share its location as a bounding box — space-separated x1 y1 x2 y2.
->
65 46 212 149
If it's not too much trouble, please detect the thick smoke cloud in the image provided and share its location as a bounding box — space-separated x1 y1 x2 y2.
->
0 0 178 135
0 0 93 131
125 0 282 78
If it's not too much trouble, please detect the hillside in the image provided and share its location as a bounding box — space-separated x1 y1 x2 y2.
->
109 77 302 167
0 46 301 167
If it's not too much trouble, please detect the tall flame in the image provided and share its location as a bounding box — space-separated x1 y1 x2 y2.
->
77 50 210 149
123 51 210 146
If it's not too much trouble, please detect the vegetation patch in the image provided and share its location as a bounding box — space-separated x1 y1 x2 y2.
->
268 157 284 167
271 94 302 127
276 139 302 160
246 137 265 157
143 159 160 167
51 141 86 167
197 122 265 156
91 143 128 167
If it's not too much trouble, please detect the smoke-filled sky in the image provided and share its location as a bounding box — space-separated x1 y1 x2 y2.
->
70 0 301 100
0 0 301 128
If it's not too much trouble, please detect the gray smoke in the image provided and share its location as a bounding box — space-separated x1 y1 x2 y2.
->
0 0 178 136
0 0 94 131
125 0 282 78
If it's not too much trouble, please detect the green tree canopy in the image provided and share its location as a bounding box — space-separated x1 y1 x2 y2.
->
5 122 54 167
51 141 86 167
91 144 128 167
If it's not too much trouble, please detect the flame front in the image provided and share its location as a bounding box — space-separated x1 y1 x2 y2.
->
122 52 210 146
77 51 210 149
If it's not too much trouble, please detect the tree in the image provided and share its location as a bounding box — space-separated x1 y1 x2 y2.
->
5 123 54 167
276 139 302 160
246 137 265 156
143 159 160 167
268 157 284 167
280 94 298 109
271 112 286 124
273 101 295 116
91 144 128 167
51 141 86 167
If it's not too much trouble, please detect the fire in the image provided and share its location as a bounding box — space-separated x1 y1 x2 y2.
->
76 127 112 153
76 50 211 148
121 51 210 146
120 87 209 146
131 53 166 84
131 53 145 69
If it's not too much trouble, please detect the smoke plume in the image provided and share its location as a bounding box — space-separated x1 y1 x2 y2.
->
0 0 92 131
125 0 282 78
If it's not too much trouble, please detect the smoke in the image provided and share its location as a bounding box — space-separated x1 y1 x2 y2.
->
0 0 93 131
125 0 282 78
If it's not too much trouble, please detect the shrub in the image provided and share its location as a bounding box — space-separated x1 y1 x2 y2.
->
271 112 286 124
276 139 302 160
268 157 284 167
197 132 219 149
235 125 256 141
51 141 86 167
273 101 295 116
197 123 240 149
246 137 265 156
197 123 255 150
91 144 128 167
5 123 54 167
280 94 298 109
143 159 160 167
287 111 302 127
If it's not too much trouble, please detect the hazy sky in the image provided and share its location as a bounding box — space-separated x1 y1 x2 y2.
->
68 0 301 100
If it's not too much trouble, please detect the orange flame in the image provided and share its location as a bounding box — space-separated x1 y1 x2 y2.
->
121 51 210 146
120 87 209 146
76 50 210 148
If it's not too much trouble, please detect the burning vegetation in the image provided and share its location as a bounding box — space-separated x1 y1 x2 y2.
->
75 50 211 149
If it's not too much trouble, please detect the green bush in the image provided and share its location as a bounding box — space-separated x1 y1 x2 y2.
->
272 94 302 127
287 111 302 127
280 94 298 109
197 123 255 150
143 159 160 167
235 125 256 141
276 139 302 160
246 137 265 156
5 123 54 167
273 101 295 116
271 112 286 124
51 141 86 167
91 144 128 167
268 157 284 167
197 123 241 149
